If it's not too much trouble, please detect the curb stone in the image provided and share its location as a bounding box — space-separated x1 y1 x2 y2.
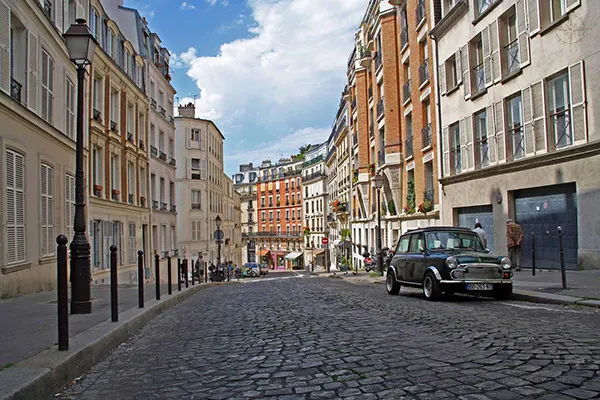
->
0 283 224 400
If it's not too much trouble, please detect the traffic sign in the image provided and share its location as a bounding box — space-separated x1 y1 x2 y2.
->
213 229 224 241
322 237 328 245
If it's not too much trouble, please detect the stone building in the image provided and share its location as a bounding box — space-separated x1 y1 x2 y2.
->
232 162 259 265
302 143 328 268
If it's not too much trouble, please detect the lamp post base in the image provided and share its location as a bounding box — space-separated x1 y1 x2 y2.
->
71 300 92 314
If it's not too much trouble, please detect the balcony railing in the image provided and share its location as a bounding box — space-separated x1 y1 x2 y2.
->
303 171 326 183
151 99 157 109
451 147 462 174
510 125 525 160
302 154 324 168
374 51 382 71
378 149 386 167
244 231 303 238
400 27 408 49
159 151 167 161
158 106 166 117
161 202 168 211
170 205 177 213
139 139 145 150
43 0 53 22
150 145 158 157
368 86 373 99
10 78 22 103
419 58 430 86
152 200 159 210
127 132 134 144
477 136 490 167
191 203 201 210
405 136 414 159
169 157 176 166
505 39 520 75
110 120 118 132
424 189 434 202
422 123 432 148
552 109 572 149
377 98 385 119
473 63 486 93
111 190 120 201
169 116 175 125
93 108 101 121
416 0 426 26
128 193 134 204
403 80 411 103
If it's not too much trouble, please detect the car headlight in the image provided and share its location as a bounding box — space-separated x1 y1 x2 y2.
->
501 257 512 270
446 256 459 269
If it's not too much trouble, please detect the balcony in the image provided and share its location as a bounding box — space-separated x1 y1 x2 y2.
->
110 120 118 132
377 98 385 119
93 108 101 122
302 154 324 168
140 196 146 207
422 123 432 149
161 202 168 211
169 116 175 125
158 106 166 117
416 0 426 26
139 139 145 150
419 59 430 86
303 171 326 183
111 190 120 201
403 80 411 104
150 145 158 157
405 136 414 159
151 99 157 110
127 132 135 144
170 204 177 213
159 151 167 161
10 78 22 103
191 203 201 210
400 27 408 50
169 157 176 166
93 185 103 197
245 230 303 238
128 193 134 204
152 200 159 210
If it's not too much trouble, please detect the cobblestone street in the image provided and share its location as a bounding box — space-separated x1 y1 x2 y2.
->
57 276 600 400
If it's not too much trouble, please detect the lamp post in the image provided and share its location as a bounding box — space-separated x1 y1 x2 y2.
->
214 215 223 272
372 173 384 276
64 19 97 314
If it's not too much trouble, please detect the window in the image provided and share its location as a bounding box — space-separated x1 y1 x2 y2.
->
450 123 461 173
65 78 75 138
161 225 167 255
476 0 493 16
547 72 571 148
110 153 120 198
110 88 119 126
472 35 485 93
107 29 114 58
127 103 134 136
158 89 164 108
474 109 489 167
506 93 524 159
191 190 201 209
503 10 519 75
92 145 103 189
40 164 54 257
140 167 146 201
190 128 200 142
169 181 175 206
6 150 26 264
445 54 458 91
160 177 165 203
128 222 136 264
65 174 75 240
158 131 164 152
150 124 155 146
41 50 54 123
409 233 425 253
191 158 200 170
92 75 103 116
543 0 566 26
405 113 413 158
149 80 155 101
443 0 456 17
127 162 135 203
169 139 174 157
424 162 434 202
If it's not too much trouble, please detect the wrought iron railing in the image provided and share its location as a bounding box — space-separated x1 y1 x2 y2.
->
424 189 435 202
93 108 101 121
375 51 382 71
509 125 524 159
161 202 168 211
416 0 426 25
401 27 408 49
504 40 520 74
10 78 22 103
128 194 134 204
422 123 432 148
403 80 411 103
191 203 201 210
110 120 118 132
159 151 167 161
43 0 53 22
377 98 385 119
170 205 177 213
473 63 486 93
169 157 176 166
139 139 145 150
405 136 414 159
152 200 159 209
151 99 157 109
451 147 462 174
552 109 572 148
150 145 158 157
477 136 490 167
127 133 134 144
419 58 430 86
158 106 166 117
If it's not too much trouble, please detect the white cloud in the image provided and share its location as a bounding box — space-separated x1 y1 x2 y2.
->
180 2 196 10
206 0 228 6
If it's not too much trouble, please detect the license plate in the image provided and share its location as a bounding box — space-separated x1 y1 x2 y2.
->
466 283 493 291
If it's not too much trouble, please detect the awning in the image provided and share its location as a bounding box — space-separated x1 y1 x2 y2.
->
257 250 270 256
284 252 303 260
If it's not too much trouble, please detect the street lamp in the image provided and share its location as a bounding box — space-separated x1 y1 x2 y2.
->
372 173 384 276
215 215 222 270
64 19 97 314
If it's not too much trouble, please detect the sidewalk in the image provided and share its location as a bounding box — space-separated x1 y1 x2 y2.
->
313 267 600 308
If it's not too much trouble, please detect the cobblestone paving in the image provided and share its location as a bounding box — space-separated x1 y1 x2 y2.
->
57 276 600 399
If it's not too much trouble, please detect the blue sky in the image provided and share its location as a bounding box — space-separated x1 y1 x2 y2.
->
124 0 366 176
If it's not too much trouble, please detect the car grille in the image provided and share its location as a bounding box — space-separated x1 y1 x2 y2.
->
452 264 503 280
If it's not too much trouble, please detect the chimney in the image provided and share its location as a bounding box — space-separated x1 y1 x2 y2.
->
178 102 195 118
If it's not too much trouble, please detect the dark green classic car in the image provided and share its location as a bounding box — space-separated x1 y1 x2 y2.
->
386 227 513 301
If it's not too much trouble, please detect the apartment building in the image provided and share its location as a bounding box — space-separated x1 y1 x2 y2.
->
255 158 304 269
175 103 228 268
432 0 599 269
302 143 328 268
0 0 86 296
326 98 353 270
221 176 242 266
232 162 259 264
86 0 151 283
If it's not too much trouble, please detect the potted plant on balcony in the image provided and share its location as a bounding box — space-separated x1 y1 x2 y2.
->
332 200 340 212
370 163 376 176
140 196 146 207
418 199 434 214
303 226 310 236
353 169 359 183
93 185 103 196
165 73 172 81
404 180 415 214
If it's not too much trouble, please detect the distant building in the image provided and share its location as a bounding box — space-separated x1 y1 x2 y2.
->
232 163 259 264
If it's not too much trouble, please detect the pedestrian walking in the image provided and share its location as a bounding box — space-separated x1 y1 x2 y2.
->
473 222 488 248
506 218 524 271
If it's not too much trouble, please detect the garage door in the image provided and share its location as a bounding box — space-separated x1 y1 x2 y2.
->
457 205 494 251
515 183 578 270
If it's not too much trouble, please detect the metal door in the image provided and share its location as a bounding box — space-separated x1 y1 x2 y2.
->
457 205 495 251
515 183 578 270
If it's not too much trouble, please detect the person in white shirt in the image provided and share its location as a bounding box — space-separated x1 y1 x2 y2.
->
473 222 488 248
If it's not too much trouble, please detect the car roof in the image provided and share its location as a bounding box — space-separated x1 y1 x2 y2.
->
400 226 475 237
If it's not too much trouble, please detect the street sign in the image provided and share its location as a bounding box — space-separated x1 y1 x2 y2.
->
322 237 328 245
213 229 224 241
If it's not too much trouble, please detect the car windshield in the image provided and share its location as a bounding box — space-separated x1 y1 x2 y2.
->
425 231 485 252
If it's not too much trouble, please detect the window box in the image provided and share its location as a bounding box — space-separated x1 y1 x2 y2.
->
140 196 146 207
110 121 118 132
111 190 120 201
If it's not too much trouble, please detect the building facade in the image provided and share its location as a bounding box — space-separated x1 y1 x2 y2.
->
433 0 599 269
255 158 304 269
302 143 328 268
221 176 242 267
0 0 85 296
232 162 259 265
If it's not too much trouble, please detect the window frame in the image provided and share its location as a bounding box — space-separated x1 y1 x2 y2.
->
41 49 54 123
40 163 54 257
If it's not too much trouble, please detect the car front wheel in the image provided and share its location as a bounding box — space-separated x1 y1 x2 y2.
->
423 271 441 301
493 283 513 300
386 269 400 295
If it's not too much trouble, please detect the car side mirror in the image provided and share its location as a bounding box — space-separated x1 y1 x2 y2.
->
484 248 490 253
419 246 425 253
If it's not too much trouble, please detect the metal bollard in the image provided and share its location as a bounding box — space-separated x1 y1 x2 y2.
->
56 235 69 351
137 250 144 308
177 258 182 291
191 259 195 286
110 245 118 322
558 227 567 289
155 254 161 300
167 255 172 295
531 232 536 276
185 260 189 288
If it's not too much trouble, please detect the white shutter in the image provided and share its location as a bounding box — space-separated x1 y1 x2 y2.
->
459 118 467 172
0 0 10 94
186 157 191 179
461 44 470 100
438 63 446 95
185 127 191 149
465 116 474 171
569 61 586 144
455 51 462 86
531 81 547 152
65 174 75 240
28 32 39 112
482 26 492 88
55 0 63 33
494 101 506 162
200 128 207 150
528 0 540 36
40 164 54 256
76 0 86 20
486 105 496 164
6 150 26 264
522 87 534 155
516 0 530 68
489 20 500 83
201 159 207 180
565 0 581 13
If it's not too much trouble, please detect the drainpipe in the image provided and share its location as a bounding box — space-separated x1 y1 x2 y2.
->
429 32 445 212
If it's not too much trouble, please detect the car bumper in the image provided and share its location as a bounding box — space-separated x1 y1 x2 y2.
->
440 280 513 284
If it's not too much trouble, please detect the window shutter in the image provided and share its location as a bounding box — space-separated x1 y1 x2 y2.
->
465 116 473 171
489 20 500 83
531 81 548 152
455 50 462 85
461 45 470 99
185 127 191 149
66 174 75 240
522 87 534 155
494 101 506 162
40 164 54 256
486 105 496 163
120 222 125 265
569 61 586 144
28 32 39 112
89 221 94 266
516 0 530 68
201 159 207 180
55 0 63 33
200 128 207 150
0 0 10 94
438 63 446 95
6 150 16 263
186 157 191 179
565 0 581 13
482 26 492 88
459 118 467 172
528 0 541 36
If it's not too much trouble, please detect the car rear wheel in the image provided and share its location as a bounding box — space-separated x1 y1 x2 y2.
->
386 269 400 295
493 283 513 300
423 271 441 301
